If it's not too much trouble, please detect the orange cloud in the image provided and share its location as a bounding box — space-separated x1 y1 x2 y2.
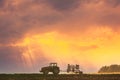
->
11 26 120 72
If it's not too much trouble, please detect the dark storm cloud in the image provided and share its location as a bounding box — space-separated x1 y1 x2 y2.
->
106 0 120 7
0 0 63 44
0 14 62 44
0 16 23 44
0 46 24 72
0 0 5 7
1 0 120 44
97 14 120 28
0 0 120 42
45 0 80 11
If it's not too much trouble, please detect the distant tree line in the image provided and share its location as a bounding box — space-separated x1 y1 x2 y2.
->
98 64 120 73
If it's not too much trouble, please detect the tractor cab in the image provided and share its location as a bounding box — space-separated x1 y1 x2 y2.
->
49 63 57 67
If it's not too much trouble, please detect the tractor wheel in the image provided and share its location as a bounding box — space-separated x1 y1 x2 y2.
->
43 70 49 75
53 69 59 75
79 71 83 74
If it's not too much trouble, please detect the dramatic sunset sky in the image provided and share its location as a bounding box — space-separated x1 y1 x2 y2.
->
0 0 120 73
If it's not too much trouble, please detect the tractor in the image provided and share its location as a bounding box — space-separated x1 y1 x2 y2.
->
40 63 60 75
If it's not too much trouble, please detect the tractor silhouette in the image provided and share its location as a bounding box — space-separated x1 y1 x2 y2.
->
40 63 60 75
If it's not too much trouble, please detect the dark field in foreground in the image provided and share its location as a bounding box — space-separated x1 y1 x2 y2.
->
0 74 120 80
